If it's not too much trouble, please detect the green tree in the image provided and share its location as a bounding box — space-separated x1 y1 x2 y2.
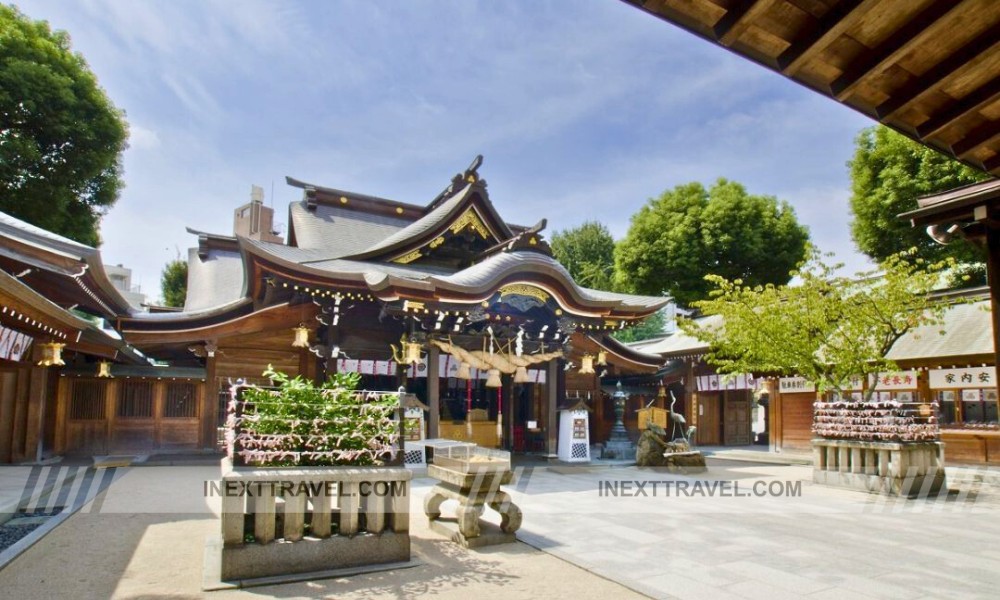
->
550 221 616 291
849 126 987 277
615 179 809 307
613 309 666 343
160 259 187 308
0 5 128 246
684 249 954 400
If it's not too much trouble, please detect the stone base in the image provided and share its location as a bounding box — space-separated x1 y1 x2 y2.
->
429 518 516 548
219 531 410 582
813 467 947 498
603 440 636 461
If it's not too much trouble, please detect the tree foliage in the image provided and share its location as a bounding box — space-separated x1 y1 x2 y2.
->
612 309 666 343
550 221 616 291
160 259 188 308
684 249 955 400
614 179 809 307
849 126 987 276
0 5 128 246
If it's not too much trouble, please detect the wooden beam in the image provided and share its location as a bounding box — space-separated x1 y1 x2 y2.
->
427 344 440 439
953 121 1000 158
876 21 1000 120
778 0 874 76
831 0 963 102
985 224 1000 402
715 0 773 47
917 76 1000 140
983 152 1000 175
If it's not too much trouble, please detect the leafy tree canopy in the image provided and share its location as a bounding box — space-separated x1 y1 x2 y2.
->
550 221 616 291
0 4 128 246
160 259 187 308
613 308 666 344
849 126 987 279
684 249 956 400
614 179 809 307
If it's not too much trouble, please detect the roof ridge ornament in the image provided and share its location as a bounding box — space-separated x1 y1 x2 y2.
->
429 154 486 209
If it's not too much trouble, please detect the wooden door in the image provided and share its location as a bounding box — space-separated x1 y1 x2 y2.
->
65 379 109 455
724 392 751 445
696 393 721 445
779 392 815 451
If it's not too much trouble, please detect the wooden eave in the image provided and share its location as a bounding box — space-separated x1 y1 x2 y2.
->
899 178 1000 226
119 301 312 346
285 176 426 221
242 241 666 320
621 0 1000 177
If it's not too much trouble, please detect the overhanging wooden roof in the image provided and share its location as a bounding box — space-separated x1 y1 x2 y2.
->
621 0 1000 176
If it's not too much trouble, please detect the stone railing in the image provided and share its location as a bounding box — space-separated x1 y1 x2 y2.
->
217 458 412 581
811 438 946 497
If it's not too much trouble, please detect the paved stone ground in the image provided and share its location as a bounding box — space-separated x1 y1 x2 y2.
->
0 459 997 599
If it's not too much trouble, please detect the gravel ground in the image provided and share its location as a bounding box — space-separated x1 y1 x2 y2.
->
0 511 60 554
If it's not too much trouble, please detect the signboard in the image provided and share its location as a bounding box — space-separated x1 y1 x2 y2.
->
696 373 754 391
779 377 815 393
869 371 919 391
929 367 996 389
572 418 587 440
0 325 33 362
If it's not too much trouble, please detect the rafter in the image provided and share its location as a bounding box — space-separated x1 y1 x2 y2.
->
830 0 963 102
916 76 1000 140
876 21 1000 120
777 0 875 76
715 0 775 47
952 121 1000 159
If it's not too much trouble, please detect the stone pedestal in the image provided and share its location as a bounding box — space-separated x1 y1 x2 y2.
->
811 439 947 497
424 464 521 548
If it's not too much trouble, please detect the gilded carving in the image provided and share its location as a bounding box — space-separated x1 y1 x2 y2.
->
499 284 550 304
450 208 490 239
393 249 423 264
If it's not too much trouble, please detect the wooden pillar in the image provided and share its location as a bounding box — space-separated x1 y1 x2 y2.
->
427 344 440 439
203 353 218 450
25 367 48 463
501 374 513 450
685 359 698 434
546 359 559 456
986 222 1000 395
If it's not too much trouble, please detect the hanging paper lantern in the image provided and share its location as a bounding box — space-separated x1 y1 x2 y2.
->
455 361 472 380
513 366 530 383
291 324 310 348
579 354 595 375
485 368 502 388
38 342 65 367
97 361 113 378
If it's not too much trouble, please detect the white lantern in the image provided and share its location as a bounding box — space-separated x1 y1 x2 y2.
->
291 324 310 348
38 342 65 367
97 361 113 378
485 368 502 388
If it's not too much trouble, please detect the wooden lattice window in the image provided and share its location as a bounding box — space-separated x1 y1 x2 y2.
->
118 380 154 418
70 380 107 420
164 382 198 418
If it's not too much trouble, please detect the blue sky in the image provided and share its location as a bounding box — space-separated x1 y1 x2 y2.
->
17 0 875 300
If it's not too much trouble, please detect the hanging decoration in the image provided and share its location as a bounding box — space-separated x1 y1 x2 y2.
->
579 354 595 375
466 378 473 437
291 324 310 348
485 368 502 388
390 336 424 365
455 361 472 380
496 386 503 441
597 350 608 366
513 365 530 383
97 361 113 378
37 342 65 367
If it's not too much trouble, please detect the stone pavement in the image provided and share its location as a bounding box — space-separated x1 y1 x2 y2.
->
0 459 996 599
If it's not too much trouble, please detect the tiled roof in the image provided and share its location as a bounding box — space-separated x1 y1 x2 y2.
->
886 300 993 361
184 247 247 312
288 201 410 255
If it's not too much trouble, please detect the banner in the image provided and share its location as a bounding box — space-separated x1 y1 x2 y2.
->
929 367 995 390
336 356 546 383
696 373 753 392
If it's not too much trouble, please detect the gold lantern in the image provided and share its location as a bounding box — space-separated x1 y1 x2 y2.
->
455 361 472 380
404 341 422 365
657 385 666 399
97 361 113 378
485 368 502 388
38 342 65 367
579 354 595 375
597 350 608 366
291 324 310 348
513 365 530 383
